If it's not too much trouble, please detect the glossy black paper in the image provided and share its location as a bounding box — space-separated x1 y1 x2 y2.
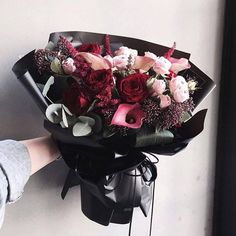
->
12 31 215 226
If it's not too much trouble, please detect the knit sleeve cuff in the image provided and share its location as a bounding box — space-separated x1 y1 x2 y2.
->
0 140 31 203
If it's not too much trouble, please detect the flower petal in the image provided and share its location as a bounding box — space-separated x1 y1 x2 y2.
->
169 57 191 73
132 56 155 72
79 52 111 70
111 103 145 129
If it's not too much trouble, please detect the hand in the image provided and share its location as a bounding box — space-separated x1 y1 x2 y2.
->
20 136 61 175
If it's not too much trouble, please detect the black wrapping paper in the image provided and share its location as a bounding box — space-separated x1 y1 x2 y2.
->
12 31 215 226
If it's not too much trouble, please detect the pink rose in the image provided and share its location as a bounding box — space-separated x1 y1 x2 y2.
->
104 54 131 69
115 46 138 57
159 94 171 108
151 80 166 96
169 76 188 93
144 51 158 61
145 52 172 74
169 76 189 102
153 56 172 75
62 58 76 74
172 88 189 103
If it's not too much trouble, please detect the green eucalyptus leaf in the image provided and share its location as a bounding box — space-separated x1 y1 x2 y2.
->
45 104 62 124
62 108 69 128
180 111 192 123
50 58 63 74
42 76 55 97
87 112 103 133
102 128 117 138
37 83 44 92
60 121 66 128
87 99 98 113
146 76 156 89
61 105 77 127
72 122 92 136
78 116 95 127
45 41 55 50
62 105 73 116
136 128 174 147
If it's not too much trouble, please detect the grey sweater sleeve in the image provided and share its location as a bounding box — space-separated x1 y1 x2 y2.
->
0 140 31 228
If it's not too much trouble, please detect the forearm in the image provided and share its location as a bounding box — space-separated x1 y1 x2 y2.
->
20 136 61 175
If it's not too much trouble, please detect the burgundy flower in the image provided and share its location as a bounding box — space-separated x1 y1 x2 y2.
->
111 103 145 129
63 83 90 115
73 55 91 78
118 73 150 103
85 69 114 95
77 43 102 54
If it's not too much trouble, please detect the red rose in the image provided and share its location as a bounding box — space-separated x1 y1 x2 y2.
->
118 73 150 103
77 43 102 54
85 69 114 95
63 83 90 115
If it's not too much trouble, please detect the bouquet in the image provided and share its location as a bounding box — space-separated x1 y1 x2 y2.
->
12 31 215 235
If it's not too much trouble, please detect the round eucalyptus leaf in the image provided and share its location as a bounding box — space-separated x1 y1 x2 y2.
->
78 116 95 127
50 58 63 74
87 112 103 133
42 76 55 97
45 103 62 124
72 122 92 137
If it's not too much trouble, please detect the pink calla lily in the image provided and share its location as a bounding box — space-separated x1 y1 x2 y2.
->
111 103 145 129
78 52 111 70
169 57 191 73
132 56 155 73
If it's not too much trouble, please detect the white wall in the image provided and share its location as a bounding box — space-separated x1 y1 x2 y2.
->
0 0 224 235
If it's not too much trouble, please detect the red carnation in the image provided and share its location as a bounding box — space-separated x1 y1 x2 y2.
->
63 83 90 115
118 73 150 103
85 69 114 95
77 43 102 54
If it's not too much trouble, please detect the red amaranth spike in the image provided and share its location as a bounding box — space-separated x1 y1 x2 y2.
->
104 34 112 56
59 36 79 58
164 42 176 59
